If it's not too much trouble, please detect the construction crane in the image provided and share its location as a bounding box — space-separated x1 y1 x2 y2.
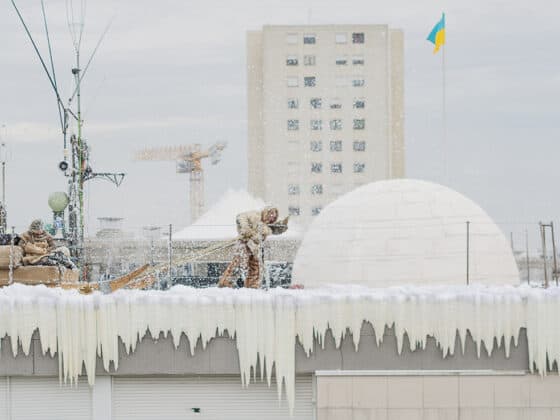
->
134 142 227 223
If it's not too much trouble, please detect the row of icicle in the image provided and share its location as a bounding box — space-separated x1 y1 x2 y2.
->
0 283 559 413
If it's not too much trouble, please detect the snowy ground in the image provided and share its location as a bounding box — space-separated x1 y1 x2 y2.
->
0 283 559 411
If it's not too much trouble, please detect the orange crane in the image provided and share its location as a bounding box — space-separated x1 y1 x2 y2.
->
134 142 227 223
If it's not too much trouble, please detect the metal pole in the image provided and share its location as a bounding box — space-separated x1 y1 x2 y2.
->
167 224 172 289
540 222 548 288
550 221 558 286
525 229 530 284
8 226 15 285
466 221 470 285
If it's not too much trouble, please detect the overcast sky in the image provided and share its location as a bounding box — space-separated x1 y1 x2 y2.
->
0 0 558 250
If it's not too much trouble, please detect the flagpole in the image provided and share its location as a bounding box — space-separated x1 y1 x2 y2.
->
442 40 447 183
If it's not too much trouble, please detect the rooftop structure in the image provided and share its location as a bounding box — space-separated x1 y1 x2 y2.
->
294 179 520 288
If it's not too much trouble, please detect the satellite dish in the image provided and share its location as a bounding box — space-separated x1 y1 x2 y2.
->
48 192 70 213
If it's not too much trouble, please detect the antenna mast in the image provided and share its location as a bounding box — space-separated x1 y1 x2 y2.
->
11 0 125 277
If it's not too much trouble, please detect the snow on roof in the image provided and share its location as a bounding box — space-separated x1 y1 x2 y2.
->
174 189 300 240
293 179 520 288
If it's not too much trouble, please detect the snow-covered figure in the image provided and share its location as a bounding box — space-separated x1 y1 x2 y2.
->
19 219 75 269
218 207 287 288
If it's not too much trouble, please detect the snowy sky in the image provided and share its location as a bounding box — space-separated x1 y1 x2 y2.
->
0 0 558 250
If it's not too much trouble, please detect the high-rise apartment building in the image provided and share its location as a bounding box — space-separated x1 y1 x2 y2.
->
247 25 404 226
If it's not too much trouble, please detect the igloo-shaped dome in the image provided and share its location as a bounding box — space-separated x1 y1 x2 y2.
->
292 179 519 288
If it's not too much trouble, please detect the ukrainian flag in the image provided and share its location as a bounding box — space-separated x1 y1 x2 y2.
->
427 13 445 53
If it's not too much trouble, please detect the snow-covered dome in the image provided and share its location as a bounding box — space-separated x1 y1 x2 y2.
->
292 179 519 287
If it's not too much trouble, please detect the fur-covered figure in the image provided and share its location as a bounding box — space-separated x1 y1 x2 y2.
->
218 207 287 288
19 219 75 269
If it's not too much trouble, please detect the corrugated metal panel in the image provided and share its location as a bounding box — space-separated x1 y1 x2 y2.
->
0 378 8 420
10 377 92 420
113 375 313 420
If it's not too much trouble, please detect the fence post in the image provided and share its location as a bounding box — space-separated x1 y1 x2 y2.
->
551 221 558 286
466 221 470 285
540 222 549 288
8 226 14 285
167 224 173 289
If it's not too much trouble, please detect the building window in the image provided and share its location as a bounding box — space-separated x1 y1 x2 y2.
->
304 55 316 66
353 162 365 173
311 184 323 195
310 140 322 152
310 120 322 131
335 33 347 44
303 34 316 44
330 119 343 130
287 77 298 87
286 33 298 44
335 77 347 87
330 98 342 109
353 141 366 151
311 207 322 216
331 163 343 173
288 206 301 216
311 162 323 173
335 56 347 65
330 140 342 152
353 119 365 130
310 97 322 109
352 79 365 87
287 120 299 130
288 184 300 195
352 32 365 44
287 98 299 109
286 55 298 66
352 55 364 65
304 76 316 87
353 99 365 109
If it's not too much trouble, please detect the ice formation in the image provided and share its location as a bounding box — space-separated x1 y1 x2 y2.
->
0 283 559 412
294 179 520 288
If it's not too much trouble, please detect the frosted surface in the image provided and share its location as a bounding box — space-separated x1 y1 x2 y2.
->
0 283 558 412
293 179 519 287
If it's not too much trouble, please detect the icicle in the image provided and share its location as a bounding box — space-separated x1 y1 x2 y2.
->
2 283 560 414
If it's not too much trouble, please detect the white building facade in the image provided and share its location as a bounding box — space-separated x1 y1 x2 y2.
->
247 25 404 226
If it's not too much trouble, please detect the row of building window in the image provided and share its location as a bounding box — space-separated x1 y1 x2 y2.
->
287 119 365 130
286 55 364 66
288 184 324 195
286 32 365 45
288 206 323 216
286 76 365 88
309 140 366 152
287 98 365 110
308 162 366 174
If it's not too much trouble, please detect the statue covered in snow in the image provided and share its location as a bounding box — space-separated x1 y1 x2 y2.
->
218 206 288 288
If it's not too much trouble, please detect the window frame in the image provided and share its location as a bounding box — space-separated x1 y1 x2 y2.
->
330 162 343 174
304 76 317 87
352 32 365 44
287 119 300 131
329 140 343 152
329 119 343 131
303 33 316 44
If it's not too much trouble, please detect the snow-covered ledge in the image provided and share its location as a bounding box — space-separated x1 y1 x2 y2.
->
0 284 559 411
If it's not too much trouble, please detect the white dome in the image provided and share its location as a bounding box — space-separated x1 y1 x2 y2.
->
293 179 519 288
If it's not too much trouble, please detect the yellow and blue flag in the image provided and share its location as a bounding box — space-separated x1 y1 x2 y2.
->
427 13 445 53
